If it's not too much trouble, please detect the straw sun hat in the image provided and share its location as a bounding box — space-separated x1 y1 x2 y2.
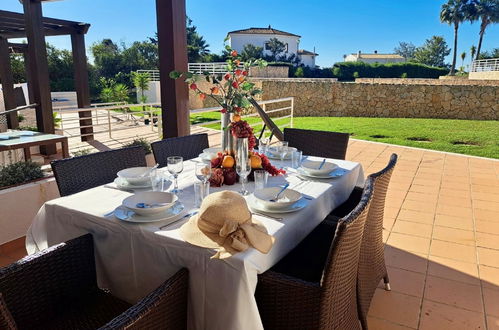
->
180 190 275 259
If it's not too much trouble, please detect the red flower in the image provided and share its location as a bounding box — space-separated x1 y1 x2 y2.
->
231 81 239 88
235 60 241 66
231 50 238 57
199 93 206 100
242 70 248 76
210 87 219 94
189 83 197 90
221 108 227 114
255 152 286 176
235 69 242 76
224 73 231 80
209 168 225 187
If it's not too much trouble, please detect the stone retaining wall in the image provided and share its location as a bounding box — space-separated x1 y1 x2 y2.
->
256 79 498 120
355 78 499 86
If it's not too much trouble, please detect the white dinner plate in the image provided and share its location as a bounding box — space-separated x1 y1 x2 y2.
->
296 167 348 179
199 152 214 162
265 147 297 160
113 202 185 223
248 195 307 214
114 177 152 189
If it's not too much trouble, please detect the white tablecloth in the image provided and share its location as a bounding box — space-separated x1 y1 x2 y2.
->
26 157 364 330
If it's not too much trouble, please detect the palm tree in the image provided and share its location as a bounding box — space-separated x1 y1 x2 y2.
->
470 45 477 60
470 0 499 59
440 0 471 75
461 51 466 69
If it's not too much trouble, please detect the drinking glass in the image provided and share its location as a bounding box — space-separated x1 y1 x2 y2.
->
259 137 269 155
194 181 210 208
150 168 169 192
167 156 183 195
278 141 289 163
291 150 303 169
195 162 211 183
236 157 251 196
254 170 268 191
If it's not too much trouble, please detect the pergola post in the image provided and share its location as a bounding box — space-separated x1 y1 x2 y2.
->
0 37 19 128
23 0 56 154
156 0 190 138
71 32 93 141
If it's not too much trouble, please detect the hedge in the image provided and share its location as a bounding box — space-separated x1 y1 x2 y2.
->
331 62 449 81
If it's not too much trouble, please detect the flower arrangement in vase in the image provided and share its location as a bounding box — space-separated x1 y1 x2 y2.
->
170 46 284 187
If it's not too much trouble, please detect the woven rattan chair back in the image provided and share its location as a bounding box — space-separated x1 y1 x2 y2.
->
51 146 146 196
357 153 397 329
151 133 209 167
319 178 374 329
284 128 350 160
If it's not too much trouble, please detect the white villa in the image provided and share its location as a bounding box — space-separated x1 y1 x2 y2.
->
227 26 318 68
344 51 405 64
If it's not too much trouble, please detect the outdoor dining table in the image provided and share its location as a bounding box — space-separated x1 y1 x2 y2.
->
26 156 364 330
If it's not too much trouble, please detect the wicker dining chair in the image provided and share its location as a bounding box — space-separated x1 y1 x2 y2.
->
0 234 188 330
356 153 397 330
151 133 209 167
283 128 350 160
51 146 147 197
255 178 374 330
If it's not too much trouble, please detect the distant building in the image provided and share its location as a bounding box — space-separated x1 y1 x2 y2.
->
227 26 318 68
344 51 405 64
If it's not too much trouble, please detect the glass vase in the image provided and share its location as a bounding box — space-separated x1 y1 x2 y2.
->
221 112 234 154
235 137 250 195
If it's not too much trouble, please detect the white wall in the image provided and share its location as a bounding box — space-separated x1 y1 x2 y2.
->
344 55 406 64
143 81 161 103
298 54 316 68
229 34 299 58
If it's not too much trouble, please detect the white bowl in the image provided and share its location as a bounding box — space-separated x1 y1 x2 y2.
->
266 146 297 160
300 160 338 176
117 167 152 186
202 147 222 160
122 191 178 216
253 187 302 210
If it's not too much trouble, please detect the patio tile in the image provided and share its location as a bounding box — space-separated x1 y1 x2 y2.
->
409 184 440 195
385 207 401 219
384 217 396 231
378 266 426 297
367 317 414 330
439 181 470 192
480 265 499 291
433 214 474 231
419 300 485 330
405 192 438 203
428 256 480 285
387 232 431 254
392 220 433 238
397 209 434 225
475 220 499 236
478 248 499 268
472 191 499 203
488 315 499 330
0 255 13 268
431 226 475 246
384 247 428 274
402 200 436 213
429 240 476 263
368 289 421 329
474 209 499 222
476 232 499 250
483 288 499 317
472 184 499 195
474 200 499 213
437 195 472 208
439 188 471 199
435 205 473 219
424 276 483 312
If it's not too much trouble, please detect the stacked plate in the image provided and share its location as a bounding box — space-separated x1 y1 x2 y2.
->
297 160 347 179
113 191 185 223
114 167 153 190
266 146 297 160
199 147 222 163
249 187 307 214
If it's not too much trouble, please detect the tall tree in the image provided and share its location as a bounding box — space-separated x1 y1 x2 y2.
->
266 38 286 61
460 51 466 69
394 42 416 61
413 36 451 67
469 0 499 59
131 71 151 105
470 45 477 60
440 0 473 75
241 44 264 61
478 47 499 59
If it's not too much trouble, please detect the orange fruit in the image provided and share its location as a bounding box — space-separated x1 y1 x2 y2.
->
250 155 262 169
232 114 241 122
221 155 235 168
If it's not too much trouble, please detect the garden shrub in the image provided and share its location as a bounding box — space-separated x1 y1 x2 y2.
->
0 161 44 188
125 138 152 154
331 62 449 81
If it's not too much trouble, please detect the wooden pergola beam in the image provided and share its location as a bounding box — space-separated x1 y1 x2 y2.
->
0 37 19 128
23 0 55 154
156 0 190 138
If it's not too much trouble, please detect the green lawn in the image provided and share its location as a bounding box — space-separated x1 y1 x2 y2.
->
192 112 499 159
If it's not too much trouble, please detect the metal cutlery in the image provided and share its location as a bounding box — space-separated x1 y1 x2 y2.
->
139 163 159 178
270 183 290 202
318 158 326 169
251 212 283 221
136 202 169 208
158 211 198 230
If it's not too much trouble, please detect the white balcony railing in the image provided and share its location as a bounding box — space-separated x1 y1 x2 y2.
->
136 63 242 81
470 58 499 72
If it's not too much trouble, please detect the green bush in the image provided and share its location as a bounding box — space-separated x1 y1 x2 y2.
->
17 114 25 122
125 138 152 154
18 125 38 132
72 148 93 157
0 161 44 188
331 62 449 81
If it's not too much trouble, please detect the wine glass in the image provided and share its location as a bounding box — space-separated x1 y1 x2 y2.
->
235 156 251 196
278 141 289 163
167 156 183 195
259 137 269 155
195 162 211 183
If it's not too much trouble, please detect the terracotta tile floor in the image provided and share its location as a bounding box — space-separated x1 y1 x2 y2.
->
1 137 498 329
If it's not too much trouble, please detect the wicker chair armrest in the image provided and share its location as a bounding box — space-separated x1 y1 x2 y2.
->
99 268 189 330
259 270 321 291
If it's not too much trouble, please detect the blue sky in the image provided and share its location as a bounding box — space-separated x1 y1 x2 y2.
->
3 0 498 67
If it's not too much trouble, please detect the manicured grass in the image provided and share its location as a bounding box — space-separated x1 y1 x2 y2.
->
194 112 499 159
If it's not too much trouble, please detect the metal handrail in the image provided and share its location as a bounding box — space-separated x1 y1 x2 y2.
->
470 58 499 72
0 103 38 114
